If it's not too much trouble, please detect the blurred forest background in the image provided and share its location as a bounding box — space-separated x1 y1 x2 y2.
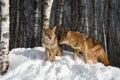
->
0 0 120 67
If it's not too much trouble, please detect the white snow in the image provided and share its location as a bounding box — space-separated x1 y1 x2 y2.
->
0 47 120 80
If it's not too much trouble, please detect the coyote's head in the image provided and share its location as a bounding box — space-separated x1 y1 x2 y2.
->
59 28 73 44
43 26 57 42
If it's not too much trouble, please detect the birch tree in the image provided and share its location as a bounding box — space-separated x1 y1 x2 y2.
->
0 0 9 75
32 0 39 47
43 0 54 28
56 0 64 39
93 0 97 39
101 0 108 57
85 0 89 34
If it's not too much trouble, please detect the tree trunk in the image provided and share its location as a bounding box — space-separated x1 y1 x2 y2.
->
56 0 64 39
18 0 23 47
0 2 1 39
93 0 97 39
107 0 112 61
71 0 76 30
14 0 20 48
101 0 108 57
0 0 9 75
32 0 39 47
43 0 54 28
39 0 44 46
85 0 89 34
76 0 81 30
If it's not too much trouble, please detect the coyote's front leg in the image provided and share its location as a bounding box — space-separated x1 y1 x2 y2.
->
73 49 79 60
45 48 49 61
83 41 88 64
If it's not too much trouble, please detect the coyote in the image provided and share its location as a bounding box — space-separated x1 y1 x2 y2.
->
59 28 109 66
42 26 62 62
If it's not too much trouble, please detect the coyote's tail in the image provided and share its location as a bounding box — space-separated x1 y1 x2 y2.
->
99 49 109 66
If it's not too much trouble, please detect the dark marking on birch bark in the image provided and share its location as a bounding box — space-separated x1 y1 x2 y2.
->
3 33 9 38
0 41 9 75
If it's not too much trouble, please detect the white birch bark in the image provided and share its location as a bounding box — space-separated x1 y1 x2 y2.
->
43 0 54 28
0 0 9 75
42 0 54 45
1 0 9 45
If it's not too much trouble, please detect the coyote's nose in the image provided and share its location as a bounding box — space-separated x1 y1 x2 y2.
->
49 37 51 39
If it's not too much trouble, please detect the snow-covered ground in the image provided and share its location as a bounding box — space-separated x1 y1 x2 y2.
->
0 47 120 80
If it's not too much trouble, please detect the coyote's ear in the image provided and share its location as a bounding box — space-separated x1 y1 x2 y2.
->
67 31 72 38
67 31 72 35
62 28 68 33
52 26 57 32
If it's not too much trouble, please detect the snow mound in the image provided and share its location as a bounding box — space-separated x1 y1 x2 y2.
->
0 47 120 80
